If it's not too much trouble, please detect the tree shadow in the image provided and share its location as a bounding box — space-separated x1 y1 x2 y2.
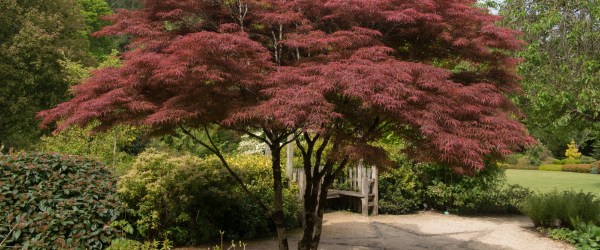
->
225 216 518 249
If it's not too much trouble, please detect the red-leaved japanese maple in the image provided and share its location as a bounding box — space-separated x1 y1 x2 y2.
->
39 0 532 249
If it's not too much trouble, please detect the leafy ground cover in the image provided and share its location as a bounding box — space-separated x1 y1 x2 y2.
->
506 169 600 194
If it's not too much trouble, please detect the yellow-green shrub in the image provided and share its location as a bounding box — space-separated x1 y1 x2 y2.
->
538 164 563 171
118 150 299 246
563 164 593 173
565 140 582 159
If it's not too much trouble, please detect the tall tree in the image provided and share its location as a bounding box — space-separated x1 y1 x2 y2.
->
0 0 88 149
40 0 531 249
105 0 142 10
500 0 600 156
78 0 115 60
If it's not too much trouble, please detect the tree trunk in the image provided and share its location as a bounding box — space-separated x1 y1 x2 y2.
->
297 176 319 250
270 146 289 250
309 177 331 249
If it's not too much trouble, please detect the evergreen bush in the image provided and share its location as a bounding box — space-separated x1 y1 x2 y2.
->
118 150 299 246
0 152 120 249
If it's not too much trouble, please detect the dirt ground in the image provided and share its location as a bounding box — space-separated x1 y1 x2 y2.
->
192 211 574 250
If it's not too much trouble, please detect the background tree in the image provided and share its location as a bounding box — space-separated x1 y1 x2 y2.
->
79 0 115 61
0 0 88 149
500 0 600 157
40 0 531 249
105 0 142 10
0 0 118 150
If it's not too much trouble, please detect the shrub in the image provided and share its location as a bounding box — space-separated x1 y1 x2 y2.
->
378 162 422 214
538 164 563 171
118 150 299 246
514 156 538 169
420 163 532 214
580 156 597 164
591 161 600 174
106 238 173 250
378 159 533 215
501 156 538 170
0 152 120 249
565 140 582 159
525 143 553 166
542 222 600 249
563 164 593 173
552 158 582 165
520 190 600 228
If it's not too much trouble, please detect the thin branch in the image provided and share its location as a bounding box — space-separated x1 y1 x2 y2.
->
179 125 218 154
222 125 270 144
179 125 271 214
295 137 308 159
281 131 301 147
0 219 19 247
313 134 331 173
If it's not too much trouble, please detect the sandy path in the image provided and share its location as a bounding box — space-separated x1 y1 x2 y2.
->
191 211 574 250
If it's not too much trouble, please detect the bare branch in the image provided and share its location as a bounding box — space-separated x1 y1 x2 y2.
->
179 125 271 214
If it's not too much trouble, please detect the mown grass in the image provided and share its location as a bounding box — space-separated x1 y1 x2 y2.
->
505 169 600 195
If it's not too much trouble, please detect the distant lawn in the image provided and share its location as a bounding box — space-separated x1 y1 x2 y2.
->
505 169 600 195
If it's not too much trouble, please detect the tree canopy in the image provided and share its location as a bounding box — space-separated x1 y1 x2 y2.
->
500 0 600 156
0 0 88 149
40 0 532 249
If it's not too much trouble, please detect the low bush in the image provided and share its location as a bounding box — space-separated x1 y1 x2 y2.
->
379 159 533 215
521 190 600 228
563 164 593 173
106 238 172 250
580 156 598 164
591 161 600 174
538 164 563 171
553 158 582 165
543 222 600 249
0 152 120 249
118 150 299 246
420 163 532 214
514 156 538 170
378 162 422 214
525 144 553 166
500 156 538 170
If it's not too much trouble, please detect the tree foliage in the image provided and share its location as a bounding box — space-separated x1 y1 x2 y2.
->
40 1 532 249
0 0 88 149
500 0 600 155
78 0 115 60
0 0 116 150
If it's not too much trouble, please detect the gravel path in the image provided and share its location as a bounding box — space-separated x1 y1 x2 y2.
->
214 211 574 250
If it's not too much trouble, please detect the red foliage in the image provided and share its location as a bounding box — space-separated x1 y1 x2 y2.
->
40 0 532 172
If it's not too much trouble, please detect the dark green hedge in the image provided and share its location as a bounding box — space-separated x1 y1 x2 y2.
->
0 152 120 249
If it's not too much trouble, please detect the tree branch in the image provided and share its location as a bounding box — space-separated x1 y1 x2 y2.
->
179 125 271 214
221 125 270 144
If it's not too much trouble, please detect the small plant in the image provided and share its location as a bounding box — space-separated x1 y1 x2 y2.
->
521 190 600 228
591 161 600 174
541 222 600 249
107 238 173 250
565 140 582 159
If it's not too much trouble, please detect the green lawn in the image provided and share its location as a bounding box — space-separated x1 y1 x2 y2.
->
506 169 600 195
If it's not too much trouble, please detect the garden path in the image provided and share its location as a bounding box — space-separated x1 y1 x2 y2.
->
193 211 574 250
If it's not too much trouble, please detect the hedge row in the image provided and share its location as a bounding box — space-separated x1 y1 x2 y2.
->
0 153 120 249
